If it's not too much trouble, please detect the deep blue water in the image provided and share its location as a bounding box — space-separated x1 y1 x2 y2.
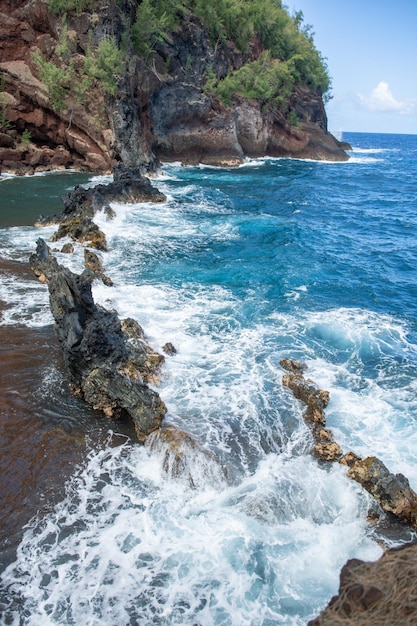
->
0 133 417 625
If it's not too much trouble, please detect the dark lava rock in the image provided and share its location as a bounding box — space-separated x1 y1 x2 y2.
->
30 238 166 442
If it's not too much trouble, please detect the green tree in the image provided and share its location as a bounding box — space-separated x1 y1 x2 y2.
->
32 52 69 111
47 0 97 16
90 38 124 96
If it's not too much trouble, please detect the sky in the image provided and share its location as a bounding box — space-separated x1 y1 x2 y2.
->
284 0 417 134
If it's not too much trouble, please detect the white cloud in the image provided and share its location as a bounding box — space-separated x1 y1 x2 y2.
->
357 81 416 115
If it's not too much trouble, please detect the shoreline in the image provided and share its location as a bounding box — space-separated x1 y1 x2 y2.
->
0 138 353 181
0 134 416 623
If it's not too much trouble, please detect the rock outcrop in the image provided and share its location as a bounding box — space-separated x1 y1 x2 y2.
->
146 424 226 489
29 237 167 442
308 543 417 626
281 358 417 625
37 165 166 250
0 0 112 174
0 0 349 175
280 358 417 531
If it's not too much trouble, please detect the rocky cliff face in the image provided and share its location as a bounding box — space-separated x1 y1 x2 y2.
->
0 0 348 175
0 0 113 173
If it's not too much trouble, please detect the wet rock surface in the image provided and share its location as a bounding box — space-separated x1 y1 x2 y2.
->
280 357 417 528
281 358 417 626
146 424 226 489
30 238 167 442
37 165 166 250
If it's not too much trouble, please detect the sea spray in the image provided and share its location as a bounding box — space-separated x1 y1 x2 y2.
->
1 440 381 626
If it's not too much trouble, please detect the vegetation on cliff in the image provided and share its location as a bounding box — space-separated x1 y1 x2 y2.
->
0 0 346 174
134 0 331 104
41 0 330 113
31 35 124 111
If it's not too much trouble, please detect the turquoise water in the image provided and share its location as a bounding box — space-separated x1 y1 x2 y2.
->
0 171 92 226
1 133 417 624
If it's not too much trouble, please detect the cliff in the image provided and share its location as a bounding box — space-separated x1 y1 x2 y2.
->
0 0 348 175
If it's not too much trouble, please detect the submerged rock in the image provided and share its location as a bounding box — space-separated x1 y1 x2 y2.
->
60 242 74 254
146 424 226 489
162 342 177 356
30 238 166 442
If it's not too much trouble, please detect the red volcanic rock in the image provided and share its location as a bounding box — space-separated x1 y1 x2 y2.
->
308 543 417 626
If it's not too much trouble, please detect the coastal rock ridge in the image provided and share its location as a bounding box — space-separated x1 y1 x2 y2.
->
30 236 167 442
280 358 417 625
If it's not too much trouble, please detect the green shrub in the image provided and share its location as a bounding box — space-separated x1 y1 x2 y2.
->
33 32 124 111
131 0 185 60
90 38 124 96
131 0 331 100
288 111 299 127
32 52 69 111
207 51 295 106
21 128 32 145
47 0 98 16
43 0 331 112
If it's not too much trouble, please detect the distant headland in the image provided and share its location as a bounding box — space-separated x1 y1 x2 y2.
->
0 0 349 176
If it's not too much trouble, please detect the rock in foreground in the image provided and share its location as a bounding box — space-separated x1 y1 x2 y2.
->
30 238 166 442
308 543 417 626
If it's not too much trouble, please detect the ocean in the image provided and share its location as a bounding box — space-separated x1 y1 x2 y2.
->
0 132 416 625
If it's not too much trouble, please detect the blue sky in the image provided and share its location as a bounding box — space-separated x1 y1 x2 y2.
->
284 0 417 134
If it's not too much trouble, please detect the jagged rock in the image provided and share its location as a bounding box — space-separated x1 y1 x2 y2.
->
162 342 177 355
46 167 166 223
313 427 334 443
340 451 362 467
84 248 113 286
82 367 166 443
313 441 343 462
308 543 417 625
304 389 329 425
29 238 167 442
282 372 328 426
146 424 225 488
84 248 104 273
0 57 111 172
279 357 307 377
51 216 108 251
42 167 166 248
281 358 417 531
121 317 146 341
347 456 417 529
60 242 74 253
120 317 165 385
